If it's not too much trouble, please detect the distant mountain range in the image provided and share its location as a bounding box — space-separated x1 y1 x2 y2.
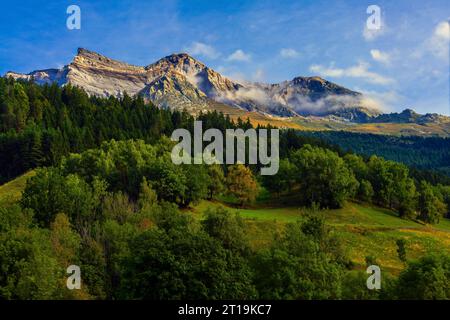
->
369 108 449 125
5 48 449 126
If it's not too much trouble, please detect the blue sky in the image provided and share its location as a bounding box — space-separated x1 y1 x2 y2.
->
1 0 448 115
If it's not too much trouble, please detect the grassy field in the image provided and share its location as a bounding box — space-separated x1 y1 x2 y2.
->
0 171 35 207
189 199 450 274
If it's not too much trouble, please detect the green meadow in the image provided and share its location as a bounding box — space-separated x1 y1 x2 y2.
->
190 199 450 274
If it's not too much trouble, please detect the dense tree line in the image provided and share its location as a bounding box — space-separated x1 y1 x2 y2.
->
0 78 196 183
304 131 450 182
262 145 450 222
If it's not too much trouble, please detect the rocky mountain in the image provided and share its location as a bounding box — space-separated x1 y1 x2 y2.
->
2 48 393 121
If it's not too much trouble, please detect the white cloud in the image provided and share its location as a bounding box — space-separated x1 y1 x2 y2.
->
280 93 386 115
363 27 378 41
185 73 204 88
412 20 450 61
428 21 450 60
252 68 265 82
309 62 394 85
214 65 246 82
363 24 386 41
214 66 264 83
435 21 450 39
185 42 219 59
220 70 246 83
309 64 343 78
279 48 299 58
227 49 251 62
356 89 403 112
370 49 391 65
216 86 270 105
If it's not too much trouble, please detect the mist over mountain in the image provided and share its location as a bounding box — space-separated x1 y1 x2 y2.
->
5 48 446 125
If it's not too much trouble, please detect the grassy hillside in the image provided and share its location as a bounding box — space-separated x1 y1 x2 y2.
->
212 104 450 137
292 117 450 137
2 171 449 276
210 102 309 130
0 171 35 207
217 104 450 137
189 199 450 274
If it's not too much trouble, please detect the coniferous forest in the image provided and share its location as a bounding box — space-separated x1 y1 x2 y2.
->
1 78 450 300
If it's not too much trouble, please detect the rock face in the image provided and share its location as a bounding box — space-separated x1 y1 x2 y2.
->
6 48 379 120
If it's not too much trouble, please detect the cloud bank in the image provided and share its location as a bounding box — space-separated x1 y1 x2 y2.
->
279 48 299 58
370 49 391 65
427 20 450 60
227 49 251 62
310 62 394 85
185 42 219 59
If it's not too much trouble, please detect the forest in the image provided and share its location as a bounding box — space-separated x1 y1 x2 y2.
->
1 77 450 299
305 131 450 179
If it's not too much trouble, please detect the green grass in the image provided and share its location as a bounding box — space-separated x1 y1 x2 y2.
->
191 200 302 222
190 199 450 274
192 199 450 231
0 171 35 208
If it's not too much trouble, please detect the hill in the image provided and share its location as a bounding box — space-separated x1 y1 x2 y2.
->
0 171 35 207
2 171 449 276
189 199 450 274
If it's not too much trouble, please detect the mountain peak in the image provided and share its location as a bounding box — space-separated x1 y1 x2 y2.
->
167 52 194 59
151 52 206 69
401 108 417 115
292 76 326 83
72 47 143 74
289 75 361 97
77 47 90 55
5 47 387 121
75 47 107 59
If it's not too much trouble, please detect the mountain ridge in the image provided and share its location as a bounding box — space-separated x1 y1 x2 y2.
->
5 48 447 125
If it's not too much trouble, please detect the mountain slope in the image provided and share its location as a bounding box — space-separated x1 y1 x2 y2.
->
6 48 377 119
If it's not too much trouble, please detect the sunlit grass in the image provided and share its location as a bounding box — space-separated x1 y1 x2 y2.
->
0 171 35 207
191 199 450 273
